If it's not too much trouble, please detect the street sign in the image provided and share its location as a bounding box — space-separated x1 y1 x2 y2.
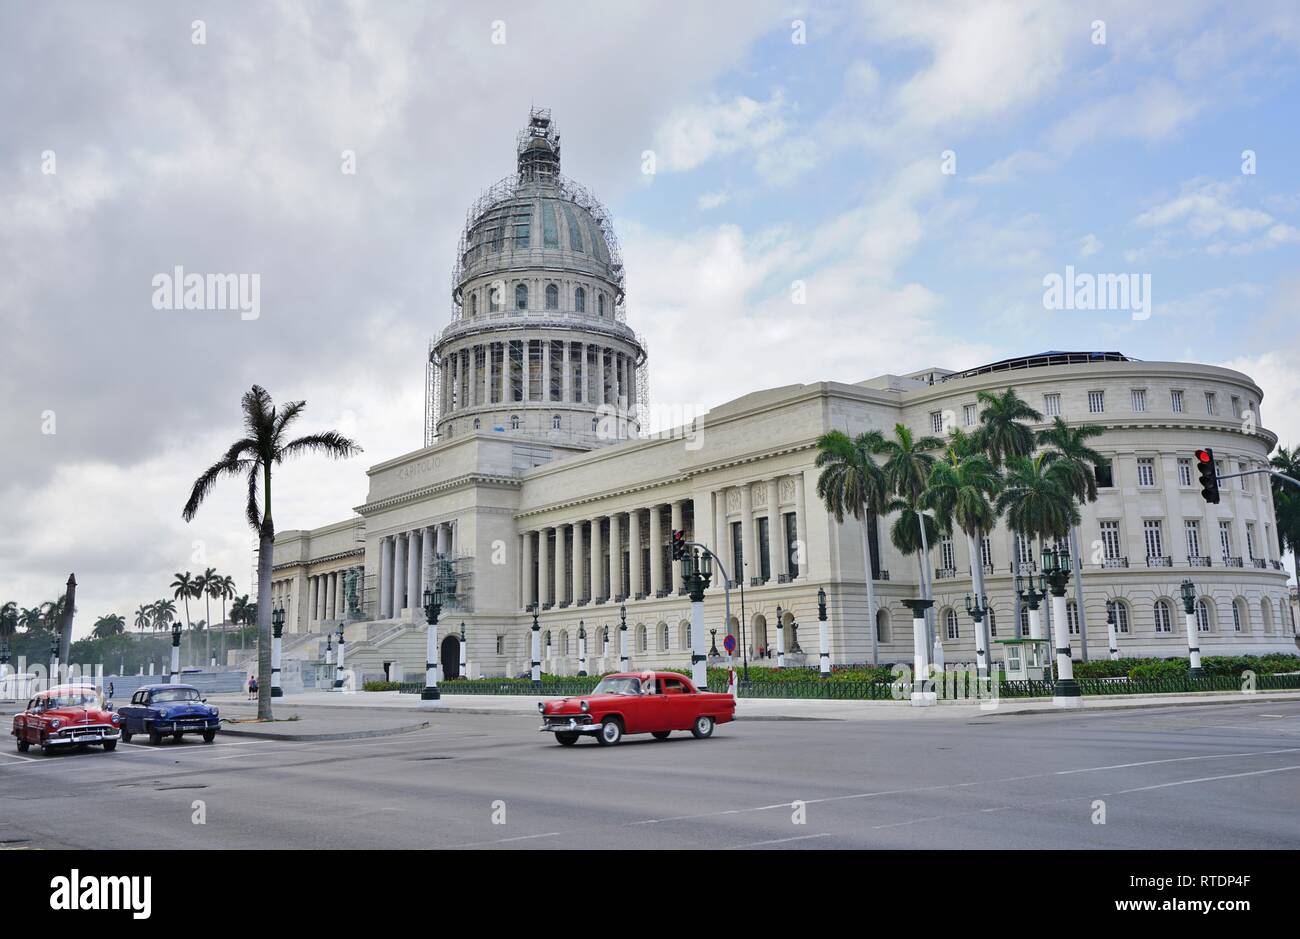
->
723 634 736 654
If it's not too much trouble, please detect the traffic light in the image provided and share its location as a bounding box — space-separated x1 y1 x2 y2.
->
1196 448 1220 504
671 529 687 561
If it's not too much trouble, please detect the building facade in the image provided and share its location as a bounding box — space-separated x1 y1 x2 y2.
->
269 112 1296 683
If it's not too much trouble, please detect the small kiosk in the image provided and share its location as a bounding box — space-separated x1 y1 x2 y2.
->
994 637 1051 681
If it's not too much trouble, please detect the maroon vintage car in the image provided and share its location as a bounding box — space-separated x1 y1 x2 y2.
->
539 671 736 746
12 684 122 754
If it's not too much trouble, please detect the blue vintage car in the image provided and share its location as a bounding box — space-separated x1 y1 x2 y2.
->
116 684 220 745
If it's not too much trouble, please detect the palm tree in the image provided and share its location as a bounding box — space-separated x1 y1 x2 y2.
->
0 602 16 664
196 567 218 667
926 429 1001 672
886 493 945 607
19 606 46 636
815 429 890 664
996 453 1080 553
230 594 251 651
152 599 177 632
92 614 126 638
183 385 361 719
1037 415 1107 659
975 387 1043 467
1270 446 1300 623
876 423 945 643
214 574 237 664
134 604 152 634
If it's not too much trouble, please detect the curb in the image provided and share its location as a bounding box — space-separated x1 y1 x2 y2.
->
217 719 431 741
994 692 1300 717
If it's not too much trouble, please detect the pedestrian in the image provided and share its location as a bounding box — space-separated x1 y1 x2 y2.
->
248 674 258 700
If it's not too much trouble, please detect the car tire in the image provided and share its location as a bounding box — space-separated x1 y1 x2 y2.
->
651 731 671 740
147 728 162 746
40 738 54 756
103 740 117 751
596 717 623 746
554 732 579 746
202 730 216 744
691 715 715 739
16 738 29 752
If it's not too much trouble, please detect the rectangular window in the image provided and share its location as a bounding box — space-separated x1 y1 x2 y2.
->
1171 389 1184 413
1015 535 1034 567
980 535 992 570
730 521 743 582
1100 521 1121 560
1137 457 1156 487
513 222 530 249
1238 462 1250 492
963 403 977 427
757 517 771 583
1043 393 1061 417
1231 395 1242 418
1177 458 1193 487
1185 520 1201 560
940 538 955 571
1094 458 1114 488
930 411 944 434
1219 521 1232 559
784 512 799 578
1246 523 1256 560
1155 603 1172 634
1067 603 1079 635
1205 391 1217 415
1143 520 1163 559
1088 391 1105 413
1131 389 1147 412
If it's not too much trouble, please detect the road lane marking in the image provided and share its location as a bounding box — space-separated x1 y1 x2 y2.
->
1053 746 1300 776
726 833 833 849
1112 764 1300 794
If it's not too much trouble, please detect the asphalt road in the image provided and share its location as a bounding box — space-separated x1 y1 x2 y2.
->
3 699 1299 850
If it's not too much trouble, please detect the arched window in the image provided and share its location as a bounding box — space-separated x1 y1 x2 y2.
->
469 293 478 317
1232 597 1248 633
598 293 605 317
515 283 528 310
1262 598 1274 633
1196 598 1211 633
551 415 561 430
545 283 559 310
560 631 569 656
575 286 586 313
489 282 502 312
1154 599 1172 634
679 621 691 650
876 608 891 643
1114 601 1130 634
591 416 599 432
1067 601 1079 635
636 624 647 653
945 608 959 640
510 415 520 430
1019 605 1030 635
473 418 481 430
659 623 669 651
987 608 997 637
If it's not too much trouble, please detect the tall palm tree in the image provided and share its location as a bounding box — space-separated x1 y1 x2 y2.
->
886 493 945 605
926 429 1001 671
92 614 126 638
152 599 176 632
815 429 889 664
183 385 361 719
975 387 1043 467
0 602 16 664
214 574 237 664
134 604 152 634
1270 446 1300 623
876 423 944 643
196 567 219 667
1038 416 1106 660
230 594 251 652
996 453 1080 554
19 606 46 635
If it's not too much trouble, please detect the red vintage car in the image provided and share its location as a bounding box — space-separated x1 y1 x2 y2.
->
539 671 736 746
12 684 122 754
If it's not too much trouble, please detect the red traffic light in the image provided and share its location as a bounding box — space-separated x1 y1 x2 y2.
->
1195 449 1212 464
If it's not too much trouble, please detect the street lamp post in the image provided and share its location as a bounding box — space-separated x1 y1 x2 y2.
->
530 605 542 688
817 587 830 678
270 607 285 697
334 626 347 690
421 584 443 701
682 549 712 689
169 620 182 684
1105 601 1120 661
601 624 609 660
1015 570 1050 679
459 622 467 680
902 598 934 706
774 604 785 669
577 623 587 677
1042 547 1081 707
618 603 629 671
50 633 61 687
964 593 991 676
1180 579 1205 678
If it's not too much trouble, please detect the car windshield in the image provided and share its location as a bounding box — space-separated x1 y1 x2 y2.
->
42 691 100 708
591 676 642 695
151 688 201 703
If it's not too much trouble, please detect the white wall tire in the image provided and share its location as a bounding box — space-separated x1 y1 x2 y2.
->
597 718 623 746
691 715 715 739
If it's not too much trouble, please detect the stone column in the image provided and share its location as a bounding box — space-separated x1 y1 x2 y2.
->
326 572 336 620
542 338 552 404
562 341 572 403
421 526 435 597
554 524 567 605
500 341 510 404
629 508 643 598
609 513 622 600
407 531 421 614
538 528 551 607
484 343 493 405
393 532 408 613
522 531 535 608
649 503 664 595
670 502 691 587
309 576 319 625
794 473 809 579
467 345 478 409
589 516 603 600
336 572 346 621
741 484 755 585
770 479 786 581
379 537 394 618
715 490 728 573
572 520 585 602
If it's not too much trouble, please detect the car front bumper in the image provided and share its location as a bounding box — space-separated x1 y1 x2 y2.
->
149 720 219 734
46 728 121 745
539 716 600 734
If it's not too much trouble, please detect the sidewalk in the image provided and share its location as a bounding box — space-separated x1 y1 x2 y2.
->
207 687 1300 724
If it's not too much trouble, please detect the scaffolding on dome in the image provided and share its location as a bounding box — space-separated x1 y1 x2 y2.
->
425 340 441 448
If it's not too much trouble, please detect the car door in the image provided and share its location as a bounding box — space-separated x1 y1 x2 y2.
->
619 674 655 734
660 677 694 729
123 692 146 733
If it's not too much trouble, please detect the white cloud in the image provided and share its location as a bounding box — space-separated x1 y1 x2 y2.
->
1134 178 1300 254
1079 233 1103 257
653 93 788 173
697 190 729 210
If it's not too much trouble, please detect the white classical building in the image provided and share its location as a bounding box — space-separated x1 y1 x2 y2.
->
268 111 1296 683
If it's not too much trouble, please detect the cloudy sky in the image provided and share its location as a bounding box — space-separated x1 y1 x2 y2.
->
3 1 1298 635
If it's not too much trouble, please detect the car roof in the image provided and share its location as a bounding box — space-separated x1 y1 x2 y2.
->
37 683 102 697
136 683 198 693
606 671 695 682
